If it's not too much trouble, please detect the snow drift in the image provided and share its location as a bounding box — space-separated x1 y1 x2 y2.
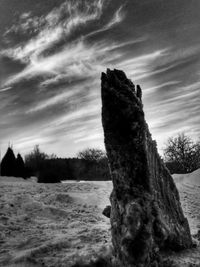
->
1 171 200 266
173 168 200 186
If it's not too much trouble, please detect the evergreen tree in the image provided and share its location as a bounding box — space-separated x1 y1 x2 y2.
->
1 147 16 176
16 153 26 178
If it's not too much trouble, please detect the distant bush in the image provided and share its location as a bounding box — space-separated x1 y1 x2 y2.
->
37 158 73 183
38 167 61 183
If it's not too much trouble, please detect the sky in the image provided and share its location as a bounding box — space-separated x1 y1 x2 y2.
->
0 0 200 158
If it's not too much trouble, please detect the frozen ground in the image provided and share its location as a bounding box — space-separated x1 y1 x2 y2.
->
0 177 112 267
173 168 200 235
0 170 200 267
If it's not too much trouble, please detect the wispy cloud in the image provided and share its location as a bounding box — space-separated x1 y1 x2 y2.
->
4 36 144 86
86 4 125 37
1 0 109 87
74 132 102 143
0 86 12 92
26 88 80 113
106 5 125 28
1 0 200 157
3 0 105 64
144 81 180 94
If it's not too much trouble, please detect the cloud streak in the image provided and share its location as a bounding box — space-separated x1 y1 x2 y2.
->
3 0 105 63
0 0 200 157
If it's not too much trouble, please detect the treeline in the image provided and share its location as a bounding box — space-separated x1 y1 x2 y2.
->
0 146 111 182
1 133 199 182
25 146 110 183
0 145 110 183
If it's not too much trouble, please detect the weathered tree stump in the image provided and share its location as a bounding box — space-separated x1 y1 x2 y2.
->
101 69 192 267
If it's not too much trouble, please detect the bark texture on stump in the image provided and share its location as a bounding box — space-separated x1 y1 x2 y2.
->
101 69 192 267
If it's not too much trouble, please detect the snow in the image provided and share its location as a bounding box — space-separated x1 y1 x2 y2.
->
173 169 200 235
173 168 200 186
0 177 112 267
1 170 200 266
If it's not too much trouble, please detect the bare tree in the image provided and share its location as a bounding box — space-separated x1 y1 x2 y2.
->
77 148 106 162
25 145 48 175
164 133 200 173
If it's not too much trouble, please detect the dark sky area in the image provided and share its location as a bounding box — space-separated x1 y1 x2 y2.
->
0 0 200 157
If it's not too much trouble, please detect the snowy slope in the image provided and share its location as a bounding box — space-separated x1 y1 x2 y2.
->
173 169 200 186
0 178 112 267
1 170 200 267
173 169 200 234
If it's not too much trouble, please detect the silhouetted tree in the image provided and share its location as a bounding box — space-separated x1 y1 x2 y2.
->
164 133 200 173
25 145 48 176
1 147 16 176
15 153 26 178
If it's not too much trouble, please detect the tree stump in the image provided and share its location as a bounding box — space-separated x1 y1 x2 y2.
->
101 69 192 267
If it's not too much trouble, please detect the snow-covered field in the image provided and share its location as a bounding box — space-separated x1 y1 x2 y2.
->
0 177 112 267
173 169 200 236
1 169 200 267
